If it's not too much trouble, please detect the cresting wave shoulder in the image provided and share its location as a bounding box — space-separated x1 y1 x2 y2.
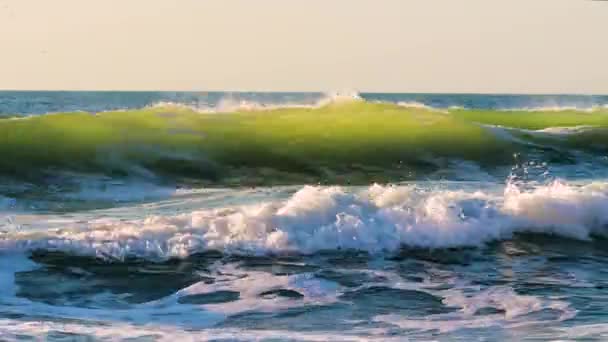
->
0 97 607 185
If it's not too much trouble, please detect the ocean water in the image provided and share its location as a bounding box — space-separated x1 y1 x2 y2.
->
1 91 608 341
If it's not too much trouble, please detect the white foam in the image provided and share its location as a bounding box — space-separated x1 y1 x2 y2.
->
553 323 608 340
478 124 600 149
0 320 385 342
149 98 314 113
442 286 572 320
503 181 608 239
2 181 608 259
373 273 575 335
0 260 359 341
375 292 574 335
0 248 580 340
147 90 363 114
396 101 447 112
503 105 608 113
162 264 341 315
535 125 599 135
0 267 225 330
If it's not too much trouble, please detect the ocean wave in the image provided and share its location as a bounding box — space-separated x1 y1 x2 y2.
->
1 99 607 186
2 181 608 260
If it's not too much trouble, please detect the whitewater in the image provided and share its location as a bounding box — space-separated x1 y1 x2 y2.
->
2 91 608 341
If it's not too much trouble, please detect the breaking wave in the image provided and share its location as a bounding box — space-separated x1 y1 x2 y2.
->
2 180 608 260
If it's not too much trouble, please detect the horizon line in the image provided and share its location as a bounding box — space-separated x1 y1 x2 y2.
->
0 89 607 97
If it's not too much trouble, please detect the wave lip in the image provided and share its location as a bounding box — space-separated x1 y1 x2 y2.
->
145 90 363 114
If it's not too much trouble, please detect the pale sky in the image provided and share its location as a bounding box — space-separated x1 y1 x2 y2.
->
0 0 606 93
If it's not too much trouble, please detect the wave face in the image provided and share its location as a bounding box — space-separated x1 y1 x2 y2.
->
1 96 607 187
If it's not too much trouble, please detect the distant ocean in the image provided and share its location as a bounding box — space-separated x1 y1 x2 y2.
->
1 91 608 341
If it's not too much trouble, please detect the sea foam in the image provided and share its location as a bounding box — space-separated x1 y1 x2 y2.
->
2 180 608 260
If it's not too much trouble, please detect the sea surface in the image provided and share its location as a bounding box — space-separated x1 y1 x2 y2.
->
1 91 608 341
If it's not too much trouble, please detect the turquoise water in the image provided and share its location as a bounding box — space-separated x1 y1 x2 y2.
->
1 92 608 341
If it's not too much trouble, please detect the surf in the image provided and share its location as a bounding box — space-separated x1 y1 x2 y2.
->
2 179 608 260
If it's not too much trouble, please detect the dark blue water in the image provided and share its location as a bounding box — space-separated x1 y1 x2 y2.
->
1 91 607 115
